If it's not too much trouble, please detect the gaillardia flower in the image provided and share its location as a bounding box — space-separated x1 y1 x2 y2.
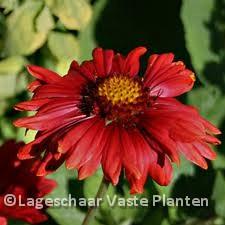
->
0 140 57 225
14 47 221 194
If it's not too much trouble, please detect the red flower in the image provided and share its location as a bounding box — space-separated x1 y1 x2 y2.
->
14 47 221 194
0 140 57 224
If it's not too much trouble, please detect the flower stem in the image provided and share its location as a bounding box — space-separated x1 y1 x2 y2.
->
82 177 110 225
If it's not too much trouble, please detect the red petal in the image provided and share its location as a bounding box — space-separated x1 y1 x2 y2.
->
112 53 125 74
17 132 51 159
78 127 110 180
122 47 147 77
126 171 147 194
14 99 51 111
121 129 151 180
8 206 48 224
33 84 81 100
27 80 42 92
144 53 195 97
203 135 221 145
177 142 208 169
142 121 180 164
0 217 7 225
148 150 173 186
14 99 84 131
78 151 102 180
58 117 99 153
36 152 65 176
102 125 122 185
65 119 105 169
125 131 150 194
68 60 96 81
121 129 141 179
35 178 57 197
193 141 216 160
201 118 221 135
27 65 61 84
145 53 174 82
92 48 114 77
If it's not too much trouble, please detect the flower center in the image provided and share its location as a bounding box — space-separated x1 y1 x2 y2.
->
98 75 142 105
80 75 149 126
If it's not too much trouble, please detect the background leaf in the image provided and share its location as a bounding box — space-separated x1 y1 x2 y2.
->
0 56 26 98
45 0 92 30
36 5 55 33
212 171 225 217
47 167 85 225
181 0 218 81
47 31 80 74
3 0 48 56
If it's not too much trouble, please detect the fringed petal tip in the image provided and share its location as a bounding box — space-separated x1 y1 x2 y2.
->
130 186 144 195
144 53 195 97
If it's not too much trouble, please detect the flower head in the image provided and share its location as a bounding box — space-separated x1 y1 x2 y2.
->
14 47 221 194
0 140 57 224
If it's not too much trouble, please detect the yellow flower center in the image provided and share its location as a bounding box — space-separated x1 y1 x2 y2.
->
98 75 142 106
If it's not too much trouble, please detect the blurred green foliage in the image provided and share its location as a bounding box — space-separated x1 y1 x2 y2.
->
0 0 225 225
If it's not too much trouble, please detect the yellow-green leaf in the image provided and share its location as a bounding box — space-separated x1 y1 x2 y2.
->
0 0 19 13
0 56 26 98
212 172 225 217
45 0 92 30
3 0 47 56
0 56 26 75
181 0 219 81
36 5 55 33
79 0 107 61
47 31 80 74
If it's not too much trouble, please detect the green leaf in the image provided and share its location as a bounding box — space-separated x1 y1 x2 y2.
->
0 56 26 98
0 0 19 13
84 170 114 200
84 172 143 225
47 31 80 74
0 118 16 139
0 12 6 52
181 0 219 81
79 0 107 61
48 207 84 225
0 56 26 75
0 100 7 117
3 0 48 56
212 171 225 217
161 219 170 225
213 153 225 170
188 86 225 126
36 5 55 33
47 166 85 225
45 0 92 30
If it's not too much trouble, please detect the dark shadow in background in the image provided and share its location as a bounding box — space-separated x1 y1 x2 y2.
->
204 0 225 93
205 0 225 152
68 179 88 212
171 165 216 221
95 0 192 68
